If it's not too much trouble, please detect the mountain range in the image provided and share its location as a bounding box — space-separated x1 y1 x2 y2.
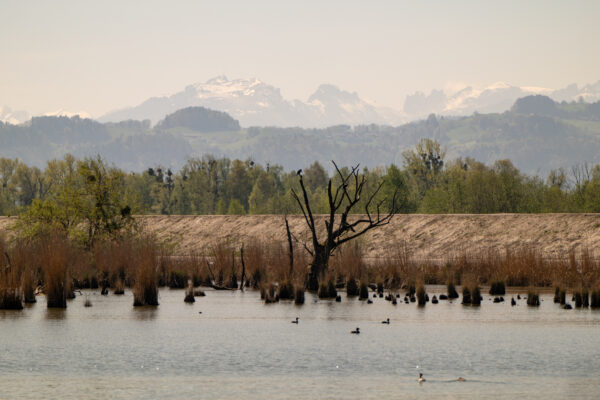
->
3 77 600 127
1 96 599 176
98 76 402 127
99 77 600 127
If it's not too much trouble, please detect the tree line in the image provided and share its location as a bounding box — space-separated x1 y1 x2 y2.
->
1 139 600 230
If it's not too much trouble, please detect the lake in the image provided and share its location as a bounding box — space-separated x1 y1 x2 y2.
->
1 287 599 399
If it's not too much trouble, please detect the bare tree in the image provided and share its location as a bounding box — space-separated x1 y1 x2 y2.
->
291 162 397 290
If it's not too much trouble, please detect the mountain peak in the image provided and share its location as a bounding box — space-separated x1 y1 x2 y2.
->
308 84 361 103
100 77 401 127
191 76 269 100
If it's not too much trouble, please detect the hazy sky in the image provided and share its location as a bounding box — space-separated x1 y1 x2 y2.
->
1 0 599 116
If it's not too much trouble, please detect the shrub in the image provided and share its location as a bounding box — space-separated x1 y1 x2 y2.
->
294 287 305 304
447 281 459 299
591 289 600 308
113 278 125 295
278 281 295 300
327 279 337 298
527 291 540 306
489 280 506 295
416 283 427 306
0 287 23 310
168 270 187 289
346 277 359 296
318 282 329 298
471 286 482 306
264 282 278 303
574 290 589 308
461 287 471 305
359 281 369 300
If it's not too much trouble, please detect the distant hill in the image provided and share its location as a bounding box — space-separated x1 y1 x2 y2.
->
156 106 240 132
403 81 600 119
1 97 600 174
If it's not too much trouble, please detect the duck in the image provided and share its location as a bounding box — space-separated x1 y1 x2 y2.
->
457 377 466 382
351 327 360 334
291 317 299 324
418 372 426 383
511 297 516 306
381 318 390 324
367 299 373 304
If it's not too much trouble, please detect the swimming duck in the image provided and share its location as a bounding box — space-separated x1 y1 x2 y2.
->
418 372 426 383
351 327 360 334
291 317 299 324
457 377 466 382
381 318 390 324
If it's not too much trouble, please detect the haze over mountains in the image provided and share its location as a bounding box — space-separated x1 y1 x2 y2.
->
98 76 402 127
99 77 600 127
1 94 599 176
3 77 600 128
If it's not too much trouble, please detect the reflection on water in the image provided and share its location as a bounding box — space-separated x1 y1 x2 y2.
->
131 306 159 320
1 287 600 399
45 308 67 320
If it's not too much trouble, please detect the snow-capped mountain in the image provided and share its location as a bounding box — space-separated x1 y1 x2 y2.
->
403 81 600 118
99 76 405 127
0 105 30 124
5 78 600 128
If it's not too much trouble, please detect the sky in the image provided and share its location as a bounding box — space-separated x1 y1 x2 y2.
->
1 0 599 117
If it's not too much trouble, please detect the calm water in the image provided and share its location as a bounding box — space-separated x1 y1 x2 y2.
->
1 287 600 399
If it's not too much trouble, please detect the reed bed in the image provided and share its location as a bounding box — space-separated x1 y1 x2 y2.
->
0 266 23 310
2 222 600 313
132 237 160 306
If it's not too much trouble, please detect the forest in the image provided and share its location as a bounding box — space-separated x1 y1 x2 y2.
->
2 138 600 241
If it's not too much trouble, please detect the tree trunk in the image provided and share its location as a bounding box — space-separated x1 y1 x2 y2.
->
307 245 329 291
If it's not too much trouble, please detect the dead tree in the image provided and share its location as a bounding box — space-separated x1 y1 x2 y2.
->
239 244 246 291
285 216 294 277
291 162 397 290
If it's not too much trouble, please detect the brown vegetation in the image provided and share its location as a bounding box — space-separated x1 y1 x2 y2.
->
1 212 600 311
42 233 71 308
133 238 159 306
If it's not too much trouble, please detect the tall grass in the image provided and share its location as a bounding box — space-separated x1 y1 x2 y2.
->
133 237 159 306
7 238 37 304
38 233 71 308
0 236 23 309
